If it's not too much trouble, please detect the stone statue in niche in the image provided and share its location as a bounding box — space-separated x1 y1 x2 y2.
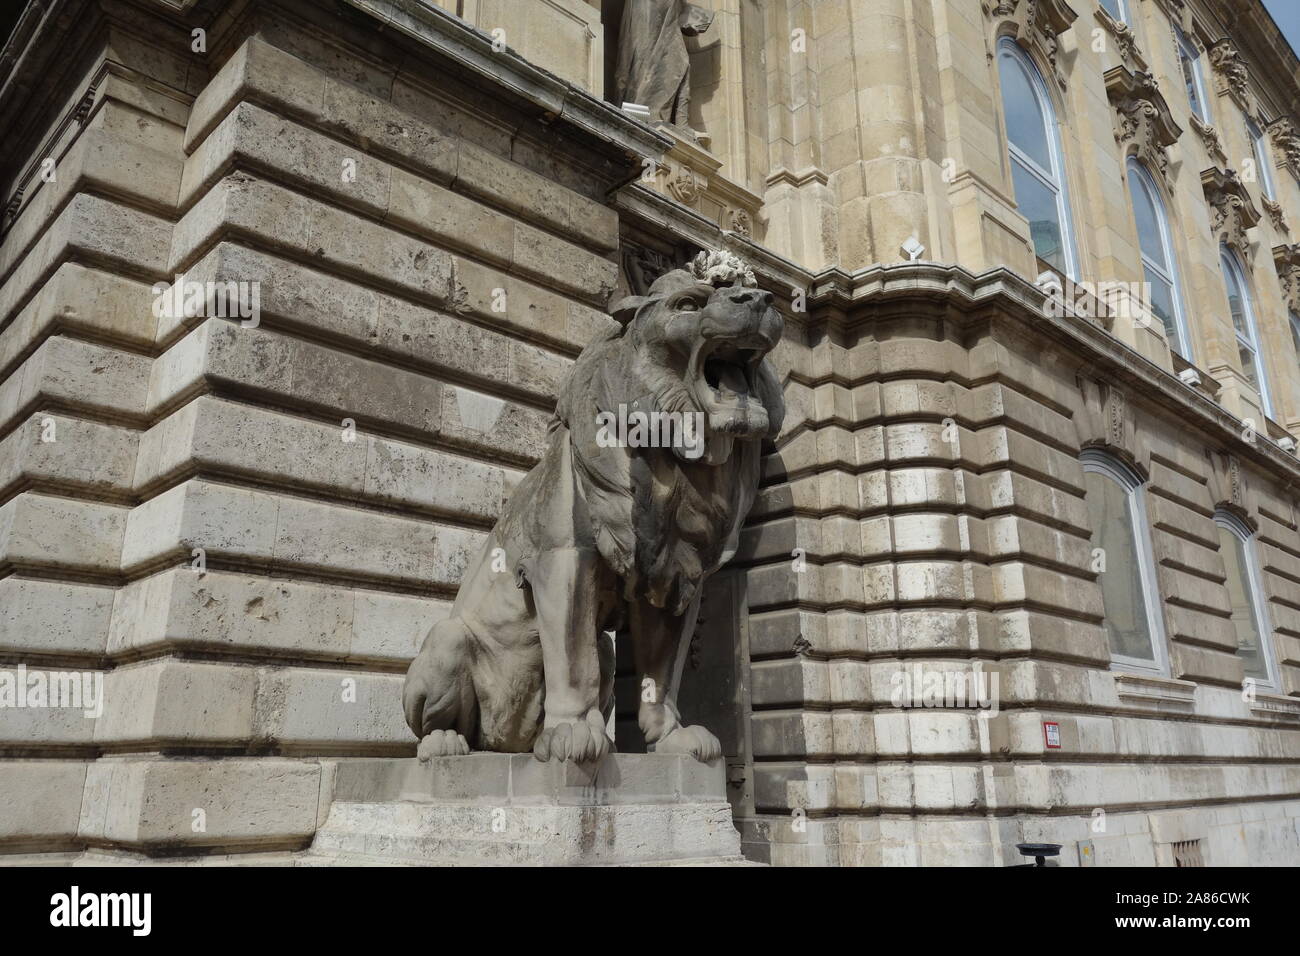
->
403 250 784 764
615 0 715 135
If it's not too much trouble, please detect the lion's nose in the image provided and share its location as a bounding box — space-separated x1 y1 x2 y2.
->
727 288 773 308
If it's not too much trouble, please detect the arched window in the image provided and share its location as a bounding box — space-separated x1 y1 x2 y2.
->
1214 511 1278 689
1081 450 1167 673
1176 26 1212 125
1127 159 1190 356
997 38 1078 278
1219 247 1274 418
1246 118 1277 201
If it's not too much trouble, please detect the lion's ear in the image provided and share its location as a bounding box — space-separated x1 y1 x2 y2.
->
610 295 651 327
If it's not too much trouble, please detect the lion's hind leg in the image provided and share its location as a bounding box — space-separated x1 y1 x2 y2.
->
402 616 479 758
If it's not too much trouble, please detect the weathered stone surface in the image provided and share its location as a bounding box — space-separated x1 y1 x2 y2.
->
305 754 746 865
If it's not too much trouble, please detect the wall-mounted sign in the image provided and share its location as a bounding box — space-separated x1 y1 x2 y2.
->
1043 721 1062 749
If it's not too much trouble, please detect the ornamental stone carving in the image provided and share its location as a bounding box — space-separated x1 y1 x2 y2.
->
1209 38 1253 111
1189 113 1228 167
983 0 1078 89
1273 243 1300 311
1201 167 1261 260
402 250 784 764
1263 196 1288 234
667 166 700 205
1268 117 1300 184
1105 66 1181 178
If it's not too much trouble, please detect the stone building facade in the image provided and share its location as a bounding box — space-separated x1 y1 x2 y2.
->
2 0 1300 866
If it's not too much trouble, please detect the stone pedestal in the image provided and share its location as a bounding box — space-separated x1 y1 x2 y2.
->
304 754 751 866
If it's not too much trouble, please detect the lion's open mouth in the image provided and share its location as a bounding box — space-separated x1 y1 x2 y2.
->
702 345 760 404
690 336 772 441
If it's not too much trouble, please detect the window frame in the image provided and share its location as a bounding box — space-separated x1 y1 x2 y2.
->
1099 0 1128 25
1080 449 1170 676
1213 510 1280 692
997 37 1081 280
1219 246 1275 419
1126 158 1192 359
1176 27 1213 126
1247 117 1278 201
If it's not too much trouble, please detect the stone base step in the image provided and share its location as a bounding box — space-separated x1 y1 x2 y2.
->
304 753 754 866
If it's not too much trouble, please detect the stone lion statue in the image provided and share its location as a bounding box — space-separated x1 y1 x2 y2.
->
402 250 784 763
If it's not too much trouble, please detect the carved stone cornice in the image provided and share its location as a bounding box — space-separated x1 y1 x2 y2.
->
1188 113 1228 167
644 124 764 243
1272 243 1300 311
984 0 1079 89
1208 38 1254 113
1262 196 1288 234
1267 117 1300 185
1105 66 1181 178
1201 167 1261 260
1094 7 1143 69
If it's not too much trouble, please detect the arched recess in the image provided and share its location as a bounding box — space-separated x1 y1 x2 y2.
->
1213 509 1280 691
1080 448 1169 676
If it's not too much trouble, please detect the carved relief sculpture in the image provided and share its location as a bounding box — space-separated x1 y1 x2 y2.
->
402 251 785 763
1105 66 1181 179
1273 243 1300 311
1201 166 1261 261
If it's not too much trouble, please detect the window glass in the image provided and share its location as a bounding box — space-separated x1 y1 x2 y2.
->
1177 29 1211 125
1128 161 1187 354
1145 266 1177 341
1216 523 1270 682
1084 468 1158 665
1248 120 1277 200
1000 56 1052 171
1099 0 1126 24
1011 163 1066 273
1220 247 1273 415
998 40 1077 278
1289 312 1300 360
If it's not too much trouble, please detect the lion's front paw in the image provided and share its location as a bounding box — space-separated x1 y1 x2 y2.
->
417 728 471 761
654 725 722 762
533 712 611 763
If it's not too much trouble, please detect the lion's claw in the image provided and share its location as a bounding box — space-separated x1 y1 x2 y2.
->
417 728 471 761
654 725 722 762
533 713 611 763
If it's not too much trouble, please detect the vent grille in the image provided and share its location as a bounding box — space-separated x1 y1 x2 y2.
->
1172 839 1205 867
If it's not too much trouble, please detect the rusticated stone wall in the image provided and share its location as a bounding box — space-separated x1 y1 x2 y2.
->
0 0 663 858
728 265 1300 866
3 0 1300 869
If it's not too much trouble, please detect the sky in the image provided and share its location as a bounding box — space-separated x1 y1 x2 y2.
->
1262 0 1300 59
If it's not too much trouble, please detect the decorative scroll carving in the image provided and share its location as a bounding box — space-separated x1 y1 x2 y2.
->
667 167 700 205
728 209 752 237
1262 196 1288 234
1268 117 1300 184
646 125 764 241
1208 38 1253 112
1189 114 1228 167
1272 243 1300 311
1201 167 1261 260
1107 386 1127 448
983 0 1079 89
1105 67 1181 178
1095 5 1141 67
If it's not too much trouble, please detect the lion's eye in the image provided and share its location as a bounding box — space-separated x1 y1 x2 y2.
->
678 298 700 312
